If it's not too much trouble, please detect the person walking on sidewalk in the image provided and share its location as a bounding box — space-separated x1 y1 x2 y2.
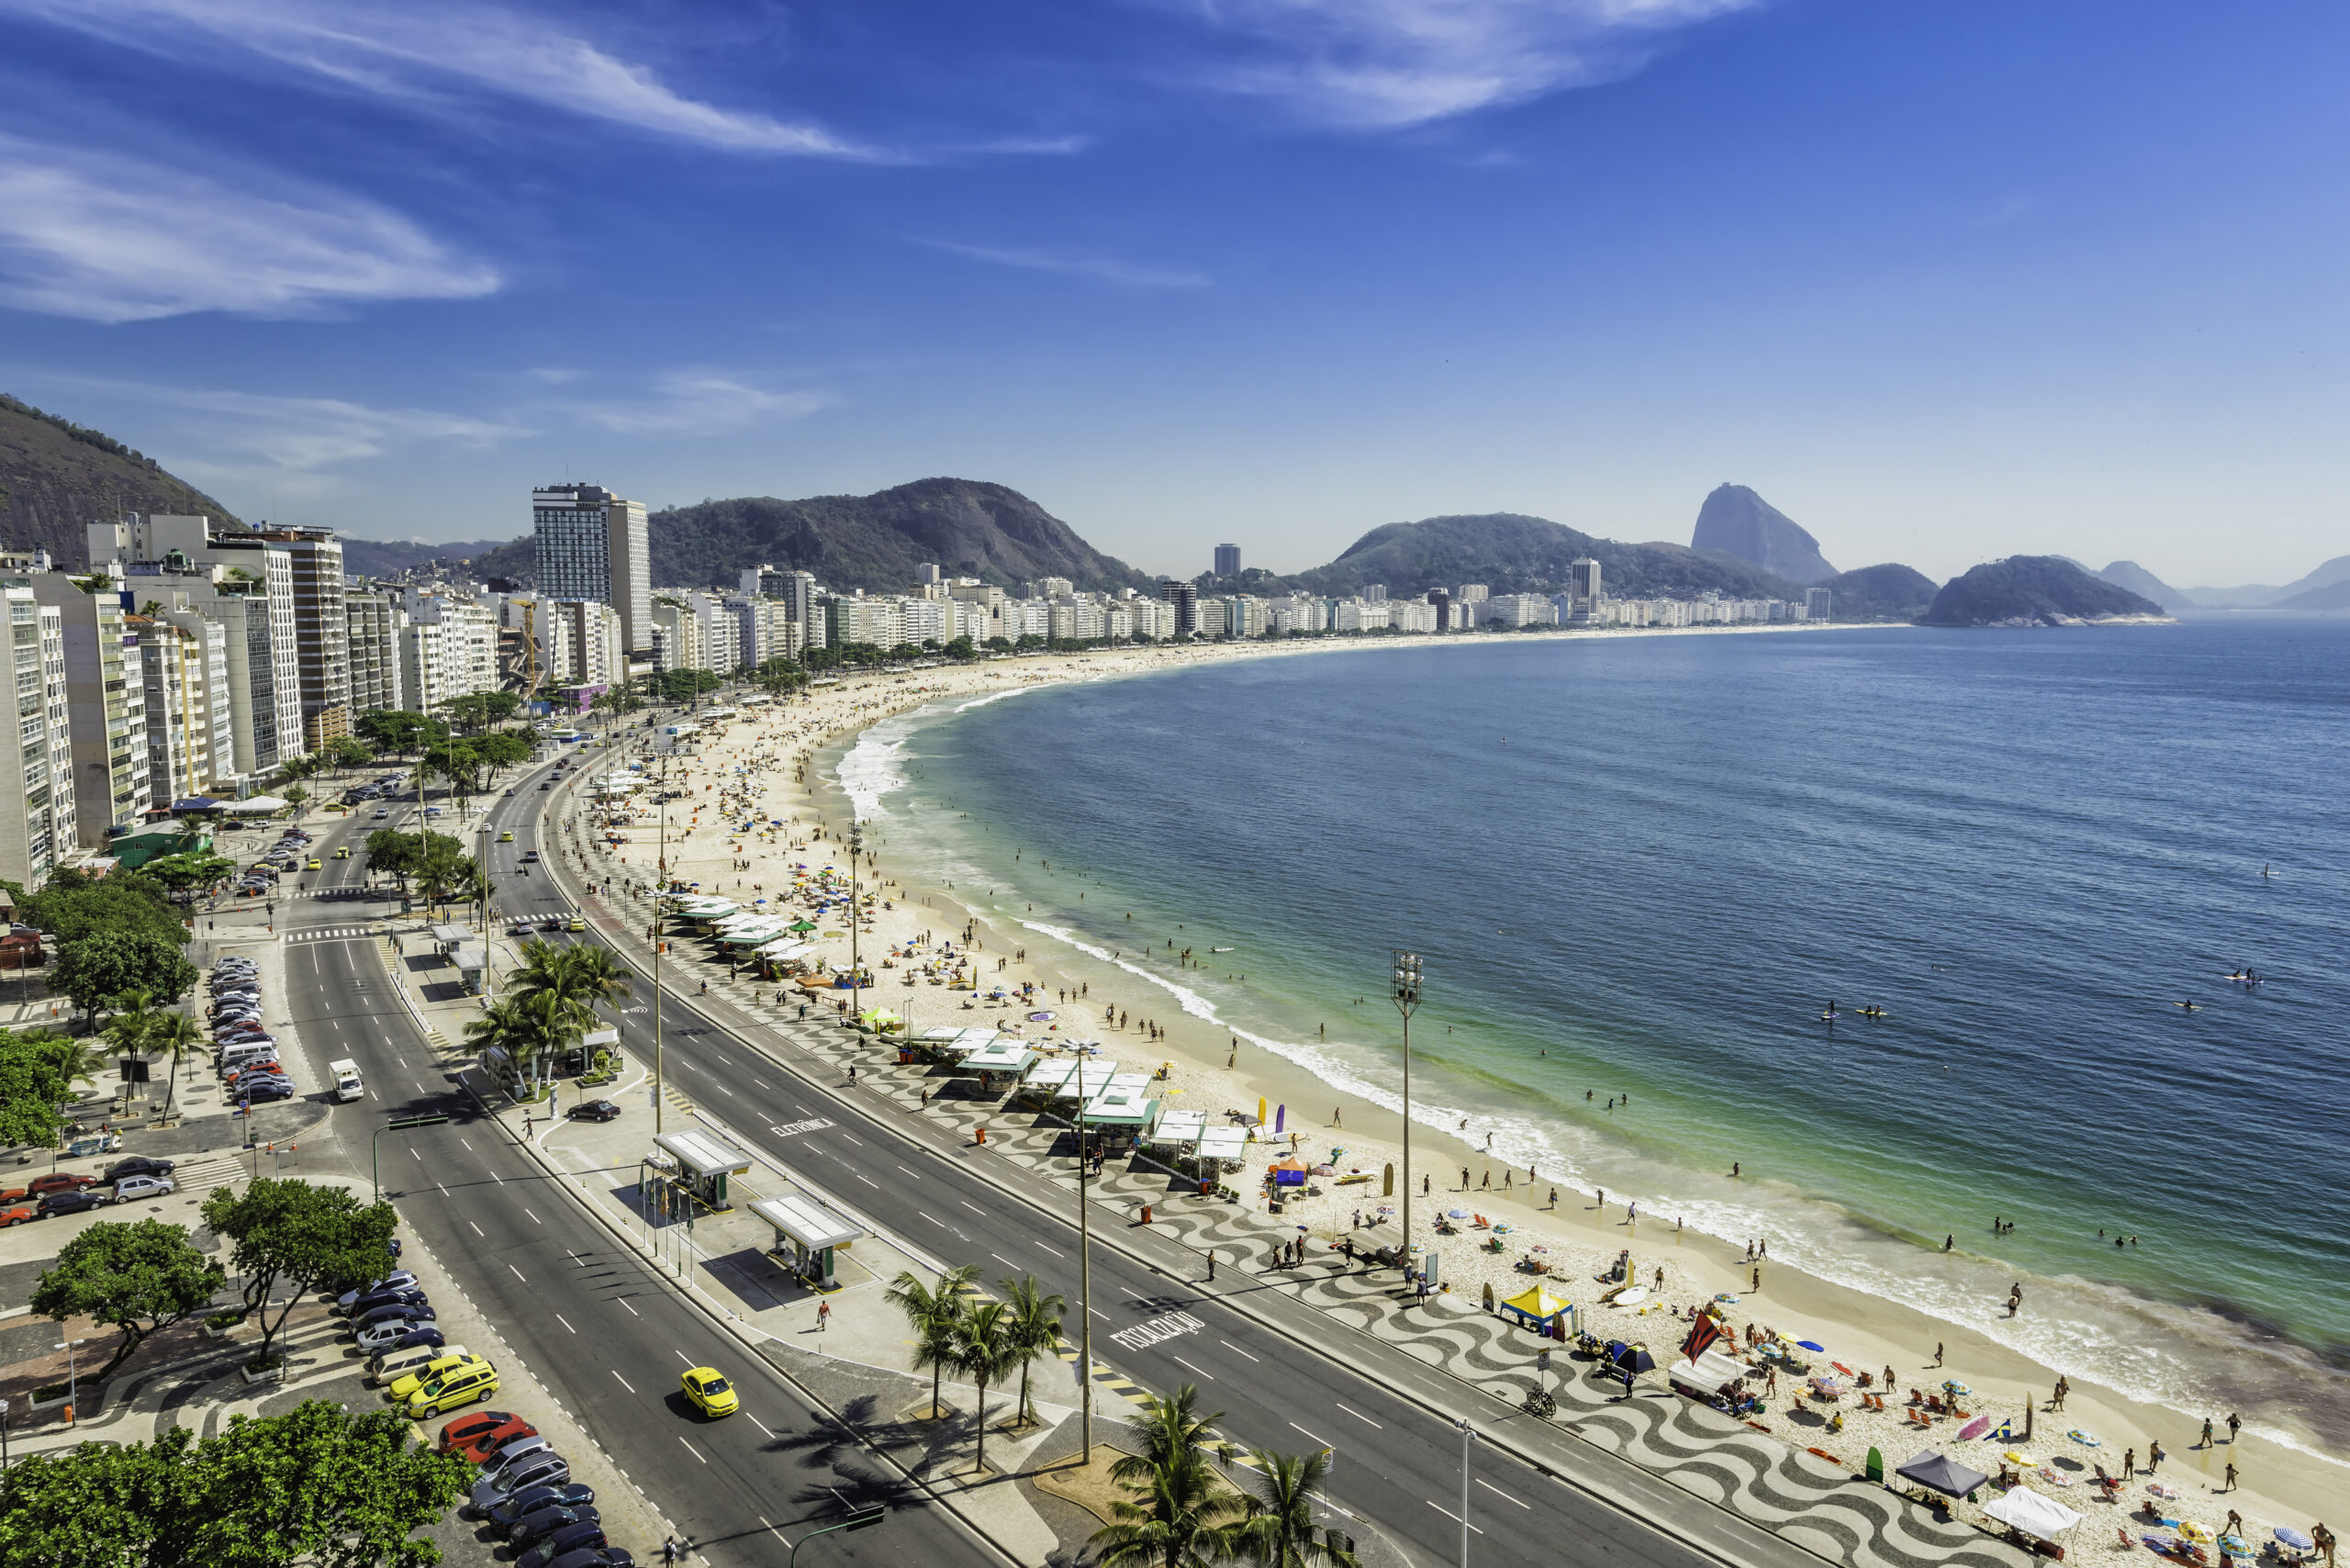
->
817 1300 831 1332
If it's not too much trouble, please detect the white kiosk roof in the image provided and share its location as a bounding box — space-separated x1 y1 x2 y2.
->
750 1195 860 1251
655 1129 752 1177
964 1039 1035 1072
1148 1109 1208 1145
1196 1126 1250 1160
1083 1082 1155 1124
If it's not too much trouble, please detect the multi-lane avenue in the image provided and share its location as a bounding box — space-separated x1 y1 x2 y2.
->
278 731 1818 1568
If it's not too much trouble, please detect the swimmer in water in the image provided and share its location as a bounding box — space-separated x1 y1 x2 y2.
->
2177 1000 2199 1011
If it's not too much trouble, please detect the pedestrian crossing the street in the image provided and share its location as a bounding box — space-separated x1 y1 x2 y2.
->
283 927 377 944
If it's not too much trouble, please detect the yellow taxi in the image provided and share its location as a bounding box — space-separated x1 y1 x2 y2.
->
679 1366 739 1418
333 846 351 859
408 1362 498 1417
566 916 586 933
498 830 514 842
386 1351 486 1405
305 857 322 870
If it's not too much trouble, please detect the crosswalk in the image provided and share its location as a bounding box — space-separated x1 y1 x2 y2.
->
284 927 378 944
172 1152 251 1191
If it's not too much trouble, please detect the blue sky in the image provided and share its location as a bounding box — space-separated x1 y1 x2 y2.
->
2 1 2345 587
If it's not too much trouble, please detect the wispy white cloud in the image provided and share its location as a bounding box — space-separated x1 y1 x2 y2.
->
1175 0 1759 128
0 0 871 157
0 133 498 322
923 240 1211 288
565 368 825 435
50 377 524 472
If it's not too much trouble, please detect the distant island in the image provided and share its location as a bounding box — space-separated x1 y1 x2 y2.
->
1919 556 2171 627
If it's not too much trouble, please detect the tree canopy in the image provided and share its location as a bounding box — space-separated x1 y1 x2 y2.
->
0 1027 79 1147
7 868 187 949
199 1181 396 1361
53 933 197 1023
31 1218 226 1381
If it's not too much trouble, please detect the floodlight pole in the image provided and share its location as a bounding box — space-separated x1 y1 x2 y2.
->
655 745 668 1137
1393 949 1422 1294
1078 1098 1093 1457
848 818 863 1025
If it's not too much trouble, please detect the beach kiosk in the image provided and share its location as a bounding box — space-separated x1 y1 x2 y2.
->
430 923 474 956
453 943 489 995
1194 1125 1249 1173
961 1036 1037 1095
1498 1284 1572 1335
653 1128 753 1212
1081 1081 1157 1152
750 1194 861 1290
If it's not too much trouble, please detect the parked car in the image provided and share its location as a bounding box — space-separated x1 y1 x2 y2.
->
112 1175 176 1203
517 1519 607 1568
386 1351 484 1402
465 1451 566 1515
355 1316 438 1354
338 1271 420 1312
352 1304 435 1338
242 1083 297 1104
438 1409 522 1453
103 1156 177 1181
545 1548 632 1568
566 1100 621 1123
467 1429 553 1471
488 1483 594 1532
39 1189 113 1217
0 1204 39 1227
509 1504 599 1549
28 1172 96 1196
374 1325 445 1358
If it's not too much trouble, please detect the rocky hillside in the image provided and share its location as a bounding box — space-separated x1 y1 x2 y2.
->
1819 563 1937 622
1690 484 1837 585
1919 556 2168 627
0 395 240 565
1282 511 1811 602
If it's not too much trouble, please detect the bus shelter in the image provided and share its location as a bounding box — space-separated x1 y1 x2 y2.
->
750 1194 861 1289
653 1129 753 1211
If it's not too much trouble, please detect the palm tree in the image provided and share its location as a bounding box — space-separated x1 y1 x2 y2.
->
954 1299 1019 1473
999 1274 1066 1428
147 1013 205 1121
886 1264 978 1420
1227 1449 1359 1568
1093 1385 1246 1568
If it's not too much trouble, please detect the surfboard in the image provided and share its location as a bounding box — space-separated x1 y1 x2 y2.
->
1609 1285 1650 1305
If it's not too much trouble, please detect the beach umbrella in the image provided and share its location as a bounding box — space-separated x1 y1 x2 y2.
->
2277 1529 2315 1551
1448 1207 1472 1220
1796 1339 1826 1353
2219 1536 2251 1558
2177 1522 2215 1546
1942 1380 1971 1396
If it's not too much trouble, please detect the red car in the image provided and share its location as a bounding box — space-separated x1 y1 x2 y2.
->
439 1410 521 1455
0 1204 37 1227
27 1173 96 1197
458 1419 541 1465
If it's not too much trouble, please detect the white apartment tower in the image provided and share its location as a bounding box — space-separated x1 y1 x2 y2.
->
0 582 76 888
532 485 650 657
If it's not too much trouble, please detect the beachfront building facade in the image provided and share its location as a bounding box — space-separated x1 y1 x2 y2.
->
399 588 499 715
532 483 651 656
0 583 76 889
134 612 236 805
256 525 351 750
345 588 408 714
31 574 151 846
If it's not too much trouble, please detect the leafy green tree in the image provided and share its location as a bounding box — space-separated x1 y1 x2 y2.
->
199 1181 396 1361
477 731 532 771
0 1027 74 1147
1227 1449 1359 1568
999 1273 1065 1427
355 710 442 755
983 636 1013 653
31 1219 227 1381
137 853 239 894
1093 1383 1246 1568
281 784 308 816
12 868 188 948
0 1398 471 1568
364 828 420 889
54 934 197 1025
147 1012 205 1120
413 841 473 917
324 736 374 773
944 635 977 660
886 1264 978 1421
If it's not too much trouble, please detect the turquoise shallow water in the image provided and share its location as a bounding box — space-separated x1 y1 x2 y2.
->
836 622 2350 1454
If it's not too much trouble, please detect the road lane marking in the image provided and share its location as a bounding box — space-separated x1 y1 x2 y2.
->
678 1437 707 1464
1478 1479 1528 1508
1428 1502 1484 1534
1337 1404 1381 1428
748 1414 776 1439
896 1165 916 1177
556 1314 576 1334
469 1222 483 1237
919 1212 943 1226
961 1201 985 1215
620 1299 640 1316
524 1208 541 1225
1291 1422 1330 1448
1035 1242 1064 1258
460 1137 474 1151
759 1516 785 1543
612 1371 635 1393
844 1135 864 1147
1173 1356 1213 1379
854 1172 878 1187
1221 1341 1260 1363
509 1264 527 1282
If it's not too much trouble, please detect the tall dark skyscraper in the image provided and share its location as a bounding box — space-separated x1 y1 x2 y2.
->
532 484 651 655
1214 543 1241 577
1158 577 1199 636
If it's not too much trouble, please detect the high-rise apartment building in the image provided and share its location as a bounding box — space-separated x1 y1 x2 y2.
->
1214 544 1241 577
0 582 76 888
134 611 234 804
1805 587 1833 621
399 589 498 716
257 526 350 749
1158 578 1199 637
1569 558 1603 616
915 563 942 586
32 576 150 846
532 485 650 655
1364 584 1388 604
344 589 407 713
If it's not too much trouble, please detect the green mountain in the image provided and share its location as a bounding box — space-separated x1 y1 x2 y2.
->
340 537 519 579
1274 511 1817 602
1919 556 2167 627
0 394 241 566
1820 563 1937 622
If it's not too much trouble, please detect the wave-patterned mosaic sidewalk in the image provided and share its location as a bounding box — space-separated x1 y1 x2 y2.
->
569 851 2024 1568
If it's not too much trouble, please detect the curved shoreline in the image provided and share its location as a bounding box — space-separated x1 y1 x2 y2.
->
722 629 2344 1537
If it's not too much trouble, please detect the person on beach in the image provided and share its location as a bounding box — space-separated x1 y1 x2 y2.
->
2123 1447 2136 1476
2224 1462 2238 1492
2203 1417 2216 1449
2227 1411 2241 1443
2148 1439 2165 1472
1933 1341 1945 1367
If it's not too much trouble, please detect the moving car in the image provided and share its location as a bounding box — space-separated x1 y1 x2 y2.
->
498 830 514 842
520 848 540 863
678 1367 738 1418
374 809 390 819
103 1156 175 1182
306 858 322 871
565 916 586 933
566 1100 621 1123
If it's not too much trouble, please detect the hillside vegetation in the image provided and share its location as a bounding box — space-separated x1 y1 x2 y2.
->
1919 556 2166 626
1 395 240 565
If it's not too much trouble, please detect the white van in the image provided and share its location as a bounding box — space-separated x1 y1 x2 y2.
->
369 1340 466 1386
218 1041 277 1070
329 1058 364 1102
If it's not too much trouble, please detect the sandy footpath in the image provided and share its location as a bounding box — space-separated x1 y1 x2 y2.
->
579 628 2346 1550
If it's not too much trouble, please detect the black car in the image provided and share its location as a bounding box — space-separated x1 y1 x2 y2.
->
509 1503 599 1548
566 1100 621 1123
352 1305 435 1338
39 1189 113 1217
344 1285 429 1318
489 1483 596 1532
547 1547 632 1568
518 1520 608 1568
380 1325 445 1355
103 1156 175 1182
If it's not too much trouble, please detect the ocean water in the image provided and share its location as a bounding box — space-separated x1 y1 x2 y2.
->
836 622 2350 1456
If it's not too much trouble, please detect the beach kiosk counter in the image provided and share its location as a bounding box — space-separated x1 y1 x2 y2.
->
751 1194 862 1290
652 1129 754 1212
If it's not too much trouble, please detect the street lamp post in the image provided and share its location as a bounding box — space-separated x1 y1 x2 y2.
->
654 745 669 1136
55 1339 82 1422
1455 1417 1474 1568
847 818 863 1026
372 1114 450 1203
1393 950 1422 1291
1076 1099 1094 1458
